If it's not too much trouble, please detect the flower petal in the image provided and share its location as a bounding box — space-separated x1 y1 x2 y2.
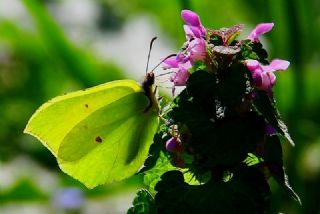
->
255 23 274 35
181 10 206 38
181 10 201 27
245 59 261 72
170 67 190 86
163 56 179 68
267 72 276 85
165 137 183 152
259 72 276 90
188 38 207 61
184 25 202 38
269 59 290 71
176 51 190 64
259 72 271 90
248 23 274 42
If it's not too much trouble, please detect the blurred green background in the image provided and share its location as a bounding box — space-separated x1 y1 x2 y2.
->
0 0 319 213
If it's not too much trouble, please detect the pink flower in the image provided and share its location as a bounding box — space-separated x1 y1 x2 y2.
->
181 10 201 27
188 38 207 62
162 10 207 90
247 23 274 42
163 55 179 69
181 10 206 39
164 56 191 86
165 137 184 153
245 59 290 91
170 65 190 86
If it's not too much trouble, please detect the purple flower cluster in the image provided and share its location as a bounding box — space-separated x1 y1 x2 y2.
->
164 10 291 155
163 10 290 94
163 10 207 90
245 23 290 92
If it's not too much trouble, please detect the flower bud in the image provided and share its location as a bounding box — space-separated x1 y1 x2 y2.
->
165 137 183 152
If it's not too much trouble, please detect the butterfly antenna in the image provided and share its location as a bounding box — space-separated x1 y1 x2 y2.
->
146 37 158 74
156 71 175 77
150 54 176 73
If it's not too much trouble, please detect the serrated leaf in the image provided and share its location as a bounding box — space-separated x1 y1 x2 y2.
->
139 132 168 173
264 136 301 204
127 189 157 214
143 150 204 195
208 24 244 45
253 91 294 146
143 152 176 194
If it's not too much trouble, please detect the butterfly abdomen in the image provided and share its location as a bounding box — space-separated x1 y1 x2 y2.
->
142 72 158 113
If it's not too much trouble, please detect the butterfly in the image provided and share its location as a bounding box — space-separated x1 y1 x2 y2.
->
24 38 162 189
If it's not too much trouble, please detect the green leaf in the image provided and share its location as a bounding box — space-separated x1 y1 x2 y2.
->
127 189 157 214
155 167 271 214
139 131 168 173
172 70 264 169
24 80 159 188
253 90 294 146
243 153 264 166
143 151 207 195
264 136 301 204
240 40 268 63
186 70 217 110
216 62 253 110
170 89 213 135
143 151 176 194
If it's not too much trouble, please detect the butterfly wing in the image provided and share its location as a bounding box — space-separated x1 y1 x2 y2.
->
24 80 159 188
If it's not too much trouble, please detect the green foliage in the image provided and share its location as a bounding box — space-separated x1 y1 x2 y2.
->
243 153 264 166
128 20 300 213
169 68 263 169
154 168 270 214
143 152 175 195
263 136 301 204
253 91 294 146
127 189 157 214
139 130 169 174
240 40 268 63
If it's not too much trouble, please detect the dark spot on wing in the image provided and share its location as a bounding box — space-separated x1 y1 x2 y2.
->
85 104 89 108
95 136 102 143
